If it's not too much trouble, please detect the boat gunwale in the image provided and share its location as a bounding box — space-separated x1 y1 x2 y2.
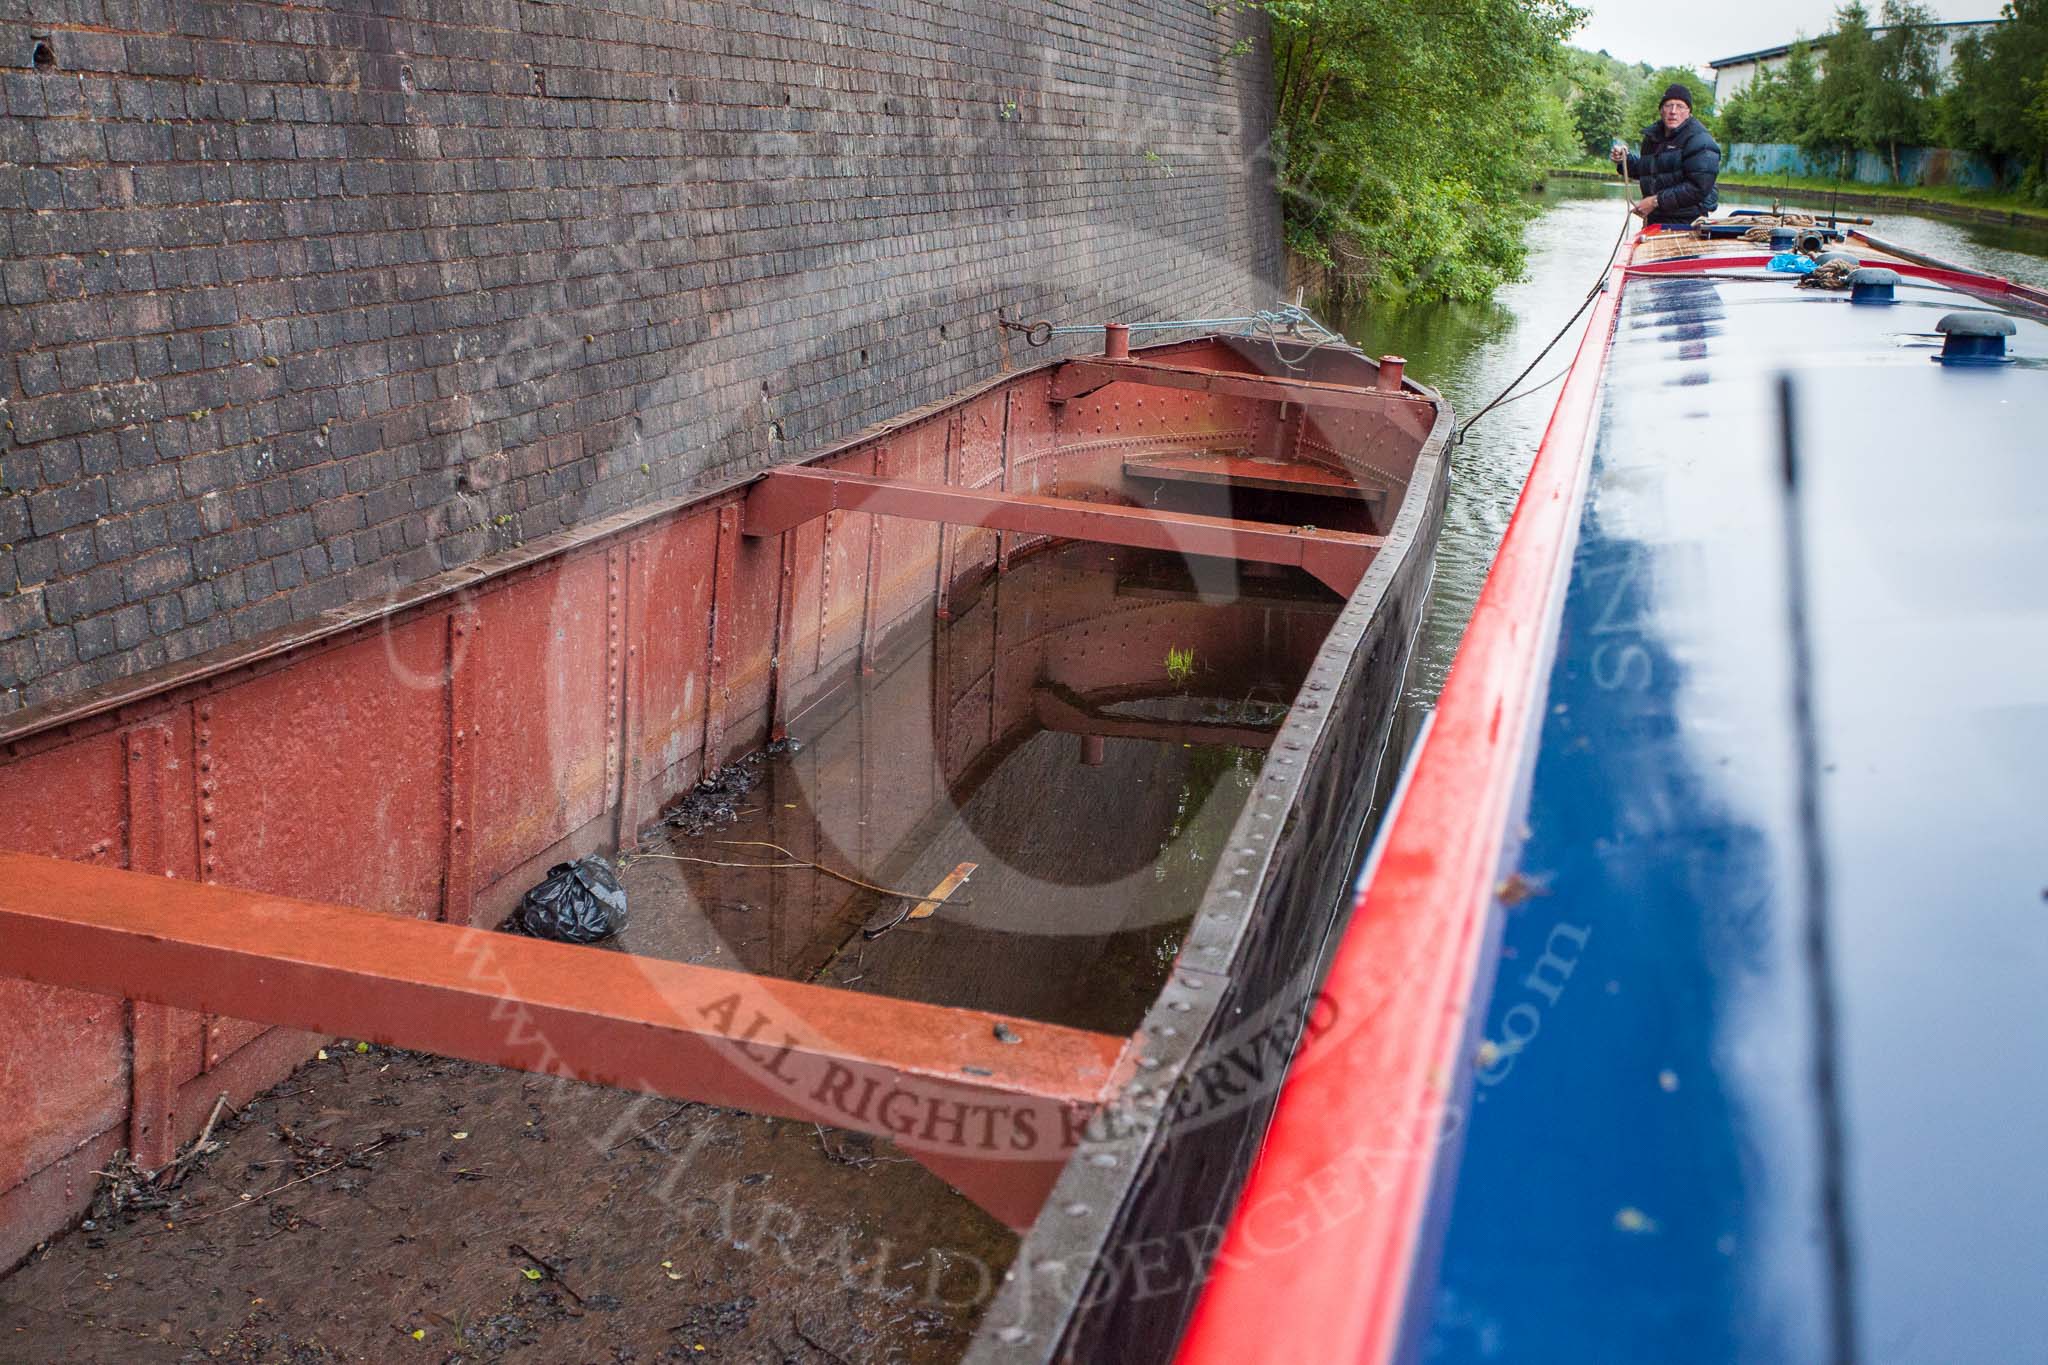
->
1170 229 1633 1365
1175 214 2047 1365
968 350 1454 1363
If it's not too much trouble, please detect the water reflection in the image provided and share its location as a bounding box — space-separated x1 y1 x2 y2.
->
1332 177 2048 719
1330 179 1637 713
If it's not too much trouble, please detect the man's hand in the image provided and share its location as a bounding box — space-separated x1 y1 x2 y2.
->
1631 194 1659 218
1609 144 1627 166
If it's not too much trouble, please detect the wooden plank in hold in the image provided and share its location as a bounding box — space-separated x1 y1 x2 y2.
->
908 862 977 921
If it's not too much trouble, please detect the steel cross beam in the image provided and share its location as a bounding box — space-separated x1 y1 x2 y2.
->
0 853 1133 1230
1049 357 1429 413
741 466 1382 598
1033 686 1277 751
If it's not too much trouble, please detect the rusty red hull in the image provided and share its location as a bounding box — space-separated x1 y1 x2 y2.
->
0 331 1448 1363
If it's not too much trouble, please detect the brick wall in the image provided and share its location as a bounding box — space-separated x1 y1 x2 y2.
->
0 0 1282 716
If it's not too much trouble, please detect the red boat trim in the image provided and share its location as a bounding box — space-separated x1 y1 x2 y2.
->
1173 236 1635 1365
1629 250 2014 294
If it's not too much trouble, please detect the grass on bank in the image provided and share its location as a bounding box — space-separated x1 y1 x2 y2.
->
1548 163 2048 226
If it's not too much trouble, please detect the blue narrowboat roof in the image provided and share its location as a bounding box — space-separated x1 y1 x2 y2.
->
1424 245 2048 1362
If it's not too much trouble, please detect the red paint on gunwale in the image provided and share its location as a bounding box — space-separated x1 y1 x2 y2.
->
1174 234 1639 1365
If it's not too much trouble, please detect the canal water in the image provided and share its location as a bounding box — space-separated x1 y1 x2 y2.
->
1333 176 2048 719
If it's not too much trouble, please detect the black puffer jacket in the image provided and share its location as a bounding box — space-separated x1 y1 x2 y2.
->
1625 117 1721 225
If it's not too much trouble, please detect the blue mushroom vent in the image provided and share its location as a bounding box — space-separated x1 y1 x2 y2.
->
1770 226 1799 251
1848 267 1900 304
1935 310 2018 366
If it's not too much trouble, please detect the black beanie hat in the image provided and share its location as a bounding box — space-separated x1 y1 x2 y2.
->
1661 82 1694 109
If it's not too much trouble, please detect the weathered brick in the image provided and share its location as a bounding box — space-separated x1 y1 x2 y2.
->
44 564 124 625
121 547 192 598
27 480 106 537
0 587 46 642
0 0 1280 713
108 464 180 513
73 613 118 662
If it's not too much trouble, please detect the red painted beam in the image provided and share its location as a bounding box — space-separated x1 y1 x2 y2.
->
0 853 1133 1229
1174 231 1636 1365
1049 357 1432 415
740 466 1382 598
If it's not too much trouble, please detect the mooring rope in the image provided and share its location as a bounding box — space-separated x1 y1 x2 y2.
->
1454 201 1635 446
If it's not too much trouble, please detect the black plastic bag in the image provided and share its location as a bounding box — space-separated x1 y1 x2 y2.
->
517 855 628 943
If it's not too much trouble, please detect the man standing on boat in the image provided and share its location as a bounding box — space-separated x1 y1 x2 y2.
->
1610 83 1721 227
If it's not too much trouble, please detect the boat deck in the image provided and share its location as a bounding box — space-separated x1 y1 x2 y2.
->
1433 237 2048 1360
1175 221 2048 1365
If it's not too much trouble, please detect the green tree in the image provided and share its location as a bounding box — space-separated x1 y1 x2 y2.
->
1865 0 1942 179
1262 0 1587 302
1810 2 1878 171
1719 71 1776 142
1720 41 1822 143
1938 0 2048 197
1571 78 1626 156
1776 41 1823 139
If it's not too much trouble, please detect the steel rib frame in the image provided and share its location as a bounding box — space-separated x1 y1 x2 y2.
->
741 465 1384 598
0 852 1134 1230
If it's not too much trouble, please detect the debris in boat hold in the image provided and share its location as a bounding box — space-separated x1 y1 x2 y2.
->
514 855 628 943
861 860 979 939
663 740 802 837
994 1022 1022 1045
908 861 977 921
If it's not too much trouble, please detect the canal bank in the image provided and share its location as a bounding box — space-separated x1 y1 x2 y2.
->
1551 166 2048 232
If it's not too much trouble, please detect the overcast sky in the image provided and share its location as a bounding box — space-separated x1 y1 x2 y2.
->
1574 0 2002 73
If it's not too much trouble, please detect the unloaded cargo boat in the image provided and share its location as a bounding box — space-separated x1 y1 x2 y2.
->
1176 215 2048 1363
0 324 1447 1360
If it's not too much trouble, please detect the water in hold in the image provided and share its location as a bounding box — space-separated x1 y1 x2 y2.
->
617 541 1337 1035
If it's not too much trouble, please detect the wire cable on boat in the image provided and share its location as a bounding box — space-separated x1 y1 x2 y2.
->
1453 203 1635 446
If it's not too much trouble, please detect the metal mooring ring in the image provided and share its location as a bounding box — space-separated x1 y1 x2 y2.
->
1025 320 1054 347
